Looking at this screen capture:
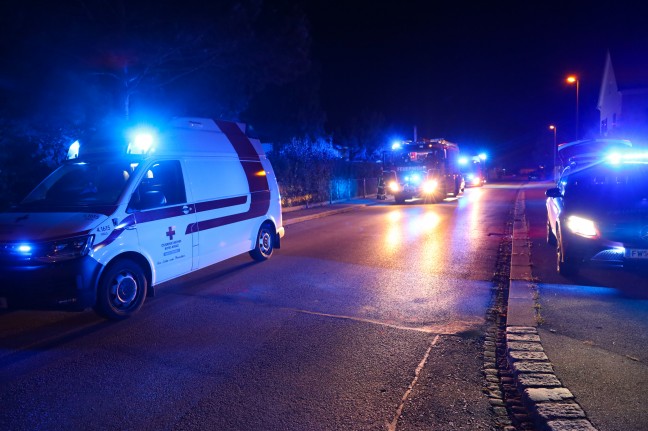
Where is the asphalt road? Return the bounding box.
[522,181,648,431]
[0,186,516,431]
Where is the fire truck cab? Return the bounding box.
[379,139,464,204]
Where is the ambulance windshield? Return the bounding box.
[21,160,137,207]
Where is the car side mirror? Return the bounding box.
[545,188,562,198]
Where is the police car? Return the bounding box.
[546,139,648,275]
[0,118,284,319]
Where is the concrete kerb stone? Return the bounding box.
[507,188,599,431]
[283,206,358,226]
[282,199,374,226]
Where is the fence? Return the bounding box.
[280,177,379,208]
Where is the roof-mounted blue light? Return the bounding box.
[392,141,402,150]
[127,128,157,155]
[67,140,80,159]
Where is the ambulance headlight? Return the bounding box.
[566,216,599,239]
[422,180,438,194]
[388,181,400,192]
[18,244,32,253]
[33,235,95,263]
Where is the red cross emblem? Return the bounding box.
[166,226,176,240]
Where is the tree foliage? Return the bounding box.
[0,0,311,122]
[0,1,390,209]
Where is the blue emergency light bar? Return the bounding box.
[606,151,648,165]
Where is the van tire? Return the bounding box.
[250,223,274,261]
[94,258,148,320]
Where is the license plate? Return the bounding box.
[0,297,7,309]
[626,249,648,259]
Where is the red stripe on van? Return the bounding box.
[185,191,271,234]
[215,119,270,214]
[214,120,260,161]
[194,195,247,212]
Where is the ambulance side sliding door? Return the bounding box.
[183,157,251,269]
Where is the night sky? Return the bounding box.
[2,1,648,169]
[302,0,648,162]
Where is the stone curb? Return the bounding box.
[506,189,598,431]
[282,198,379,226]
[283,205,362,226]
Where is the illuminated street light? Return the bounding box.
[549,125,557,181]
[566,75,580,140]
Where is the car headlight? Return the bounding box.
[566,216,599,238]
[32,235,95,263]
[422,180,438,194]
[388,181,400,192]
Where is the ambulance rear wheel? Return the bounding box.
[250,223,274,261]
[94,259,147,320]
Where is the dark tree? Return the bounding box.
[335,110,388,161]
[0,0,315,207]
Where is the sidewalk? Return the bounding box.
[281,198,378,226]
[505,186,598,431]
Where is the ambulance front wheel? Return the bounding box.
[250,223,274,261]
[94,258,148,320]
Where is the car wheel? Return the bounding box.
[250,223,274,261]
[556,228,579,276]
[546,221,557,245]
[394,195,405,204]
[94,258,147,320]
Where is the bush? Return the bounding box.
[269,136,381,207]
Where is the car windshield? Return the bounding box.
[21,159,138,207]
[565,163,648,202]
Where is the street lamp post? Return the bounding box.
[549,125,557,181]
[566,75,579,140]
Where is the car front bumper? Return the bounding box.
[0,256,102,311]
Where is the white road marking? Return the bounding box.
[386,334,440,431]
[291,309,482,334]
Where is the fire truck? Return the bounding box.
[378,138,465,204]
[460,155,486,187]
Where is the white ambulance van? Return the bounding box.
[0,118,284,319]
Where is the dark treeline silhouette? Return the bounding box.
[0,0,389,209]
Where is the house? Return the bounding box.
[597,50,648,146]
